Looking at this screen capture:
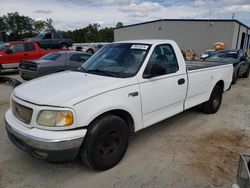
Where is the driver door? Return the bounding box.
[138,44,187,128]
[4,43,25,68]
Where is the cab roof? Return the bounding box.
[5,41,37,45]
[115,39,174,45]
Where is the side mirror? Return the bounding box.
[240,56,246,61]
[6,49,13,54]
[143,63,166,78]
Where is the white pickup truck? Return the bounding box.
[5,40,233,171]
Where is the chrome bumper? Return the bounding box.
[5,121,84,150]
[5,111,86,162]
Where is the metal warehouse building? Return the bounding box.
[114,19,250,54]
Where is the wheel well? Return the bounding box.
[215,80,224,91]
[87,49,94,53]
[90,110,135,134]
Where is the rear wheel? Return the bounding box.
[80,115,129,171]
[201,85,223,114]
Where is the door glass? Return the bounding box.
[70,54,91,62]
[61,32,70,39]
[9,44,25,53]
[24,43,35,51]
[40,53,61,60]
[53,33,61,39]
[144,44,179,76]
[239,51,244,59]
[43,33,52,39]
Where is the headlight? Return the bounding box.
[37,110,74,127]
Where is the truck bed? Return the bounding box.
[186,61,227,71]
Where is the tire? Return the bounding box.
[232,70,239,85]
[242,66,250,78]
[0,65,2,74]
[87,49,94,55]
[201,85,223,114]
[80,115,129,171]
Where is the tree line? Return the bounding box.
[0,12,123,43]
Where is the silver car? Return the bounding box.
[19,51,92,80]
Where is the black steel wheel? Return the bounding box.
[232,70,239,84]
[202,85,223,114]
[80,115,129,171]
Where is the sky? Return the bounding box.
[0,0,250,31]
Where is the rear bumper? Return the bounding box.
[5,110,86,162]
[18,68,38,80]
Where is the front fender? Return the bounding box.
[73,84,143,132]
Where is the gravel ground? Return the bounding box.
[0,72,250,188]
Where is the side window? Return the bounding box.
[239,51,244,59]
[23,43,35,51]
[9,44,25,53]
[241,51,245,58]
[61,32,70,39]
[53,33,61,39]
[78,54,91,62]
[70,54,90,62]
[144,44,179,76]
[43,33,52,39]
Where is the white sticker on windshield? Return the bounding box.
[131,45,148,50]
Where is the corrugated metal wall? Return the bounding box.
[114,20,238,54]
[236,25,249,49]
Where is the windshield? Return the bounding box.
[210,51,238,59]
[40,53,61,61]
[81,43,151,78]
[36,33,43,39]
[0,42,6,51]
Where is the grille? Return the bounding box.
[12,100,33,124]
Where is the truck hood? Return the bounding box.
[14,71,137,106]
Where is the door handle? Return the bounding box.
[24,53,28,56]
[178,78,185,85]
[128,92,139,97]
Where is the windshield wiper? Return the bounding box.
[72,66,87,73]
[86,69,116,77]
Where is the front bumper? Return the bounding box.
[5,110,86,162]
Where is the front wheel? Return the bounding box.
[80,115,129,171]
[201,85,223,114]
[87,49,94,54]
[232,70,239,84]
